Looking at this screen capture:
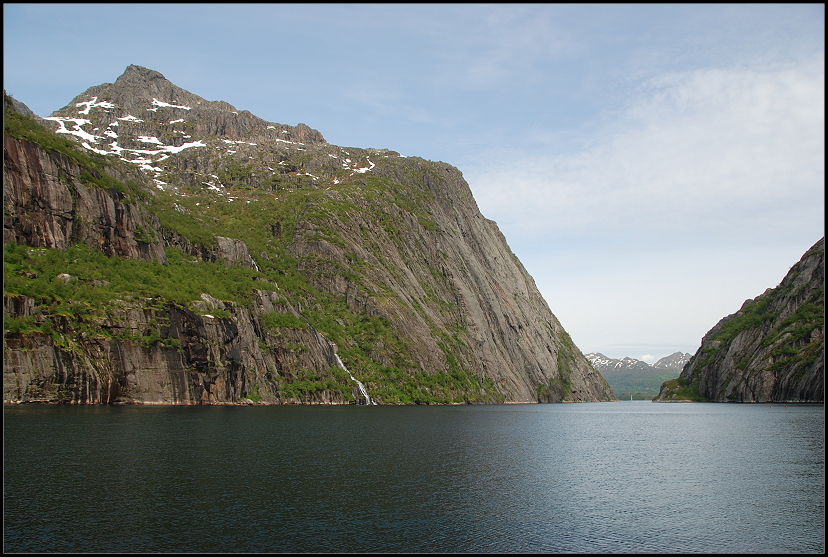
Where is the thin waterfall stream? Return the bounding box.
[334,353,375,405]
[311,326,375,405]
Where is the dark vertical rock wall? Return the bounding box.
[655,238,824,403]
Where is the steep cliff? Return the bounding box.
[4,67,614,405]
[655,238,824,403]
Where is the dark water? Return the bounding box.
[4,401,824,553]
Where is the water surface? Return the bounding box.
[4,401,824,552]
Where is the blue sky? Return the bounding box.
[4,4,824,362]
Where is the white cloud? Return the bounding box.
[465,55,823,358]
[470,56,824,249]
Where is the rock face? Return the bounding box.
[4,289,354,405]
[655,238,824,403]
[3,67,614,405]
[3,133,166,263]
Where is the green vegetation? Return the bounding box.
[261,311,306,331]
[760,288,824,372]
[3,242,268,311]
[654,377,709,402]
[703,274,823,374]
[275,366,355,401]
[712,296,774,344]
[2,241,274,352]
[601,368,680,399]
[556,332,574,400]
[536,331,576,402]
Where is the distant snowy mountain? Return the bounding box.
[585,353,650,373]
[585,352,691,373]
[586,352,692,399]
[652,352,693,371]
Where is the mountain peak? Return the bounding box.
[54,64,211,116]
[118,64,168,83]
[112,65,176,95]
[40,65,326,185]
[585,351,693,399]
[652,351,693,370]
[586,352,692,373]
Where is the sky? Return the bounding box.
[3,4,824,362]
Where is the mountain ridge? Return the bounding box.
[4,66,615,405]
[585,352,692,373]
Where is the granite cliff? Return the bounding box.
[655,238,824,403]
[4,66,614,405]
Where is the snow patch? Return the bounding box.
[274,138,304,145]
[82,143,110,156]
[75,97,117,115]
[159,140,207,154]
[43,117,101,143]
[151,98,192,110]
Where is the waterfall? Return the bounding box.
[311,326,375,405]
[333,353,376,406]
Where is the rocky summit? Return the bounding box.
[655,238,824,403]
[3,65,614,405]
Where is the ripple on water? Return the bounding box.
[3,403,824,553]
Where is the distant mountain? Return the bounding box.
[586,352,691,399]
[652,352,692,370]
[655,239,824,403]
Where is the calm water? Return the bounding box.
[4,401,824,553]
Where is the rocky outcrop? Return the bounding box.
[4,134,264,270]
[3,68,615,405]
[4,290,354,404]
[4,90,38,119]
[655,238,824,403]
[3,134,167,263]
[289,158,613,403]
